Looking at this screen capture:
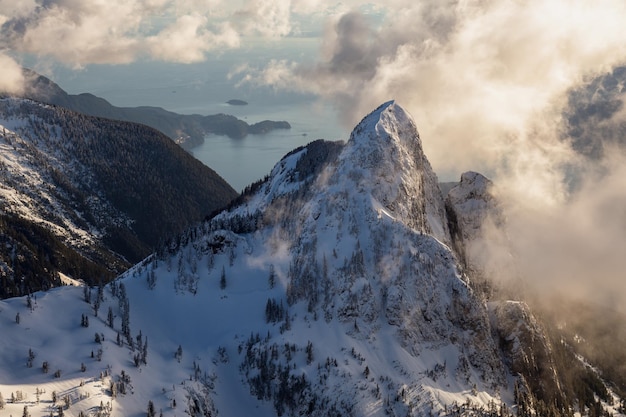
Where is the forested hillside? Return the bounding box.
[0,97,237,297]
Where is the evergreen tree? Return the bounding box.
[142,337,148,364]
[0,391,4,409]
[284,309,291,331]
[306,341,314,365]
[110,380,118,399]
[207,251,214,271]
[175,345,183,363]
[97,279,104,302]
[93,296,100,317]
[118,283,127,306]
[107,307,114,328]
[220,266,226,290]
[136,330,143,352]
[147,400,156,417]
[229,247,235,266]
[147,270,156,289]
[22,404,30,417]
[268,264,276,289]
[27,348,35,367]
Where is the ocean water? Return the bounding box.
[50,43,348,191]
[192,102,348,192]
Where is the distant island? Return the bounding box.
[227,99,248,106]
[21,70,291,149]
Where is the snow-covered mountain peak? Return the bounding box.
[348,100,412,147]
[343,100,420,172]
[1,101,622,417]
[333,100,450,242]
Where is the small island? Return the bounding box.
[226,99,248,106]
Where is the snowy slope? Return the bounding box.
[0,102,105,249]
[0,102,621,417]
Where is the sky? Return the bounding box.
[2,0,626,312]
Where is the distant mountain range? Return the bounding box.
[21,69,291,149]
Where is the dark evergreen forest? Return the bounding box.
[0,98,237,297]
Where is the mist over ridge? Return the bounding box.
[1,1,626,414]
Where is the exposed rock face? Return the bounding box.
[336,101,451,242]
[445,171,503,269]
[490,301,566,409]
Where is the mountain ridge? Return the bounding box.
[0,97,237,296]
[0,101,622,417]
[20,69,291,149]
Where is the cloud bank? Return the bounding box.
[235,0,626,311]
[243,1,626,179]
[0,51,24,94]
[0,0,302,83]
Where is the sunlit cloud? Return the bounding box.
[241,1,626,181]
[0,50,24,94]
[0,0,307,71]
[147,14,240,63]
[232,0,293,37]
[234,0,626,311]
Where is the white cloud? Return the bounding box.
[232,0,293,37]
[0,0,305,69]
[234,0,626,311]
[0,51,24,94]
[241,1,626,185]
[147,14,239,63]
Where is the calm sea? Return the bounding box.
[51,44,348,192]
[192,102,347,192]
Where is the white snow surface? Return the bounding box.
[0,98,129,251]
[0,102,569,417]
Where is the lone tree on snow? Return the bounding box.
[220,266,227,290]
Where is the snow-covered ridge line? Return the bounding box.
[0,101,621,417]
